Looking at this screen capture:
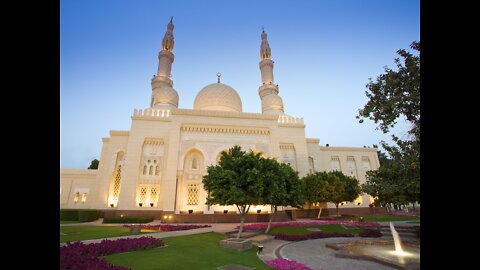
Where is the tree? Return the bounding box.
[328,171,362,216]
[357,41,420,146]
[202,146,264,239]
[303,172,330,219]
[357,41,420,207]
[362,149,419,210]
[88,159,99,169]
[261,160,305,233]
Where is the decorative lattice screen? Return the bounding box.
[110,166,122,205]
[150,187,158,205]
[187,183,199,205]
[139,187,147,204]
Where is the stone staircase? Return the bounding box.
[379,225,419,239]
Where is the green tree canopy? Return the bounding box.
[357,41,420,209]
[202,145,264,238]
[261,159,305,233]
[88,159,99,169]
[304,171,330,218]
[328,171,362,216]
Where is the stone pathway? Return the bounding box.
[279,237,397,270]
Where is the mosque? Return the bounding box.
[60,19,380,221]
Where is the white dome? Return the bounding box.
[153,86,179,108]
[262,93,284,112]
[194,83,242,112]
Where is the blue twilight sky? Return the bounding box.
[60,0,420,169]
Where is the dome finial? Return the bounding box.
[170,16,173,23]
[216,72,221,83]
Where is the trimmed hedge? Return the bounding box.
[60,209,79,221]
[60,209,101,222]
[78,210,101,222]
[103,216,154,224]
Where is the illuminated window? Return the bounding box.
[73,192,80,204]
[150,187,158,206]
[139,187,147,205]
[155,166,160,176]
[191,158,198,170]
[187,183,199,205]
[143,165,147,175]
[81,192,87,203]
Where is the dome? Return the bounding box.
[194,83,242,112]
[152,86,179,108]
[262,93,284,112]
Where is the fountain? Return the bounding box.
[326,222,420,269]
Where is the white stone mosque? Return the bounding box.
[60,19,379,219]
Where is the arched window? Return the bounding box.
[155,166,160,175]
[143,165,147,175]
[191,158,198,170]
[73,192,80,204]
[149,165,153,175]
[81,192,87,203]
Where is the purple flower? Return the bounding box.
[266,258,314,270]
[60,237,165,270]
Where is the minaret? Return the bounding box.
[258,28,284,115]
[151,17,179,109]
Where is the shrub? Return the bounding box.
[266,258,313,270]
[123,224,211,231]
[78,210,101,222]
[103,216,154,224]
[359,229,382,237]
[60,236,164,270]
[60,209,79,221]
[240,220,379,231]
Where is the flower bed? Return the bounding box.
[60,236,164,270]
[266,258,314,270]
[358,229,383,238]
[122,224,211,232]
[238,220,379,231]
[274,232,354,241]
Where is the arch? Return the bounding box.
[183,148,205,172]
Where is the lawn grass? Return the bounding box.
[103,232,270,270]
[267,224,363,235]
[337,214,419,222]
[406,220,420,224]
[60,226,157,243]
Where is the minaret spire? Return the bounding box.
[150,18,179,109]
[260,28,271,60]
[162,17,175,51]
[258,28,284,115]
